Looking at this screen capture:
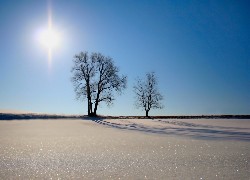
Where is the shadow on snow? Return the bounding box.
[93,119,250,142]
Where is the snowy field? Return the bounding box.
[0,118,249,179]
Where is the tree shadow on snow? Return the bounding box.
[93,119,250,142]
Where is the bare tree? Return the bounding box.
[134,72,163,117]
[71,51,127,116]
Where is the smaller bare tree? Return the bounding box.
[134,72,163,117]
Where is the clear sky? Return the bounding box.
[0,0,249,116]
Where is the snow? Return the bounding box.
[0,118,249,179]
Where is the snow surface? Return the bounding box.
[0,119,249,179]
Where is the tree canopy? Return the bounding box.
[134,72,163,117]
[71,51,127,116]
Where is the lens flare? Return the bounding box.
[39,28,60,49]
[36,1,61,68]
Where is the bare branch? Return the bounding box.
[134,72,164,117]
[71,51,127,116]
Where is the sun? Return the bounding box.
[38,28,60,49]
[36,26,61,67]
[35,3,62,68]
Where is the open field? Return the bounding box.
[0,118,250,179]
[1,111,250,120]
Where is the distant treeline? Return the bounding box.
[105,115,250,119]
[0,113,81,120]
[150,115,250,119]
[0,113,249,120]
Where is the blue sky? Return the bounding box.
[0,0,249,115]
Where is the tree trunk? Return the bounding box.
[87,100,90,116]
[93,87,101,116]
[86,78,94,116]
[93,101,98,116]
[87,99,93,116]
[146,110,149,117]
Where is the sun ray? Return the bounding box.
[36,1,60,69]
[47,1,52,68]
[48,48,52,69]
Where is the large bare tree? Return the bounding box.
[134,72,163,117]
[71,51,127,116]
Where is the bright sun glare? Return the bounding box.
[36,26,60,67]
[36,3,62,67]
[38,28,60,49]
